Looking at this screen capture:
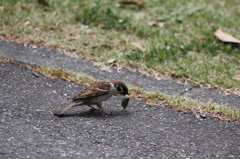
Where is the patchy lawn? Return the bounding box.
[1,0,240,93]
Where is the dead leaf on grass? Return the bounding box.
[119,0,145,7]
[118,19,125,23]
[148,21,165,27]
[38,0,49,6]
[24,20,30,27]
[0,6,4,12]
[233,73,240,81]
[107,59,117,65]
[107,59,120,72]
[130,42,146,52]
[214,29,240,44]
[101,43,113,49]
[93,62,112,72]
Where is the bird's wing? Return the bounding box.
[73,82,111,100]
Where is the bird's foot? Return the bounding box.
[88,105,100,111]
[101,109,111,115]
[103,111,111,115]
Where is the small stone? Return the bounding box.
[136,142,140,146]
[178,152,186,157]
[150,142,157,146]
[196,114,206,119]
[228,155,236,158]
[32,72,39,77]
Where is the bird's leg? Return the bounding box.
[96,103,111,115]
[88,105,99,111]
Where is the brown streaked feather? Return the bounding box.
[53,101,78,115]
[73,82,110,100]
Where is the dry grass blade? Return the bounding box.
[130,42,146,52]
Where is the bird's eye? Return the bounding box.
[117,86,123,92]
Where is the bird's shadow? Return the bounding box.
[54,109,131,118]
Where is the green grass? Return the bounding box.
[1,56,239,122]
[141,91,240,122]
[1,0,240,94]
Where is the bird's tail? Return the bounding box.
[53,102,79,115]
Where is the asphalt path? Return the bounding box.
[1,59,240,158]
[0,40,239,109]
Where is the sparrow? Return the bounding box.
[53,80,128,115]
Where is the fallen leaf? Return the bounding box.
[158,22,165,27]
[38,0,49,6]
[0,6,4,12]
[214,29,240,44]
[130,42,146,52]
[93,62,112,72]
[107,59,117,65]
[233,73,240,81]
[119,0,145,7]
[148,21,164,27]
[148,21,156,26]
[101,43,113,49]
[118,19,124,23]
[24,20,30,27]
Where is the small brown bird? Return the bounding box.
[53,80,128,115]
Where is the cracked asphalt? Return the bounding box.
[0,41,240,158]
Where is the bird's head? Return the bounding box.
[111,80,129,95]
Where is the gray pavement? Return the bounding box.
[1,61,240,158]
[0,40,240,158]
[0,40,239,109]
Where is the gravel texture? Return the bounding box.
[0,62,240,158]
